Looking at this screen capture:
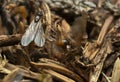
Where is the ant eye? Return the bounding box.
[38,12,43,16]
[37,11,43,16]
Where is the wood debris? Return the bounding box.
[0,0,120,82]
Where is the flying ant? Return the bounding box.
[21,11,45,47]
[21,1,52,47]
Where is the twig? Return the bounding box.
[0,34,22,47]
[30,62,84,82]
[102,72,111,82]
[44,69,75,82]
[97,15,114,46]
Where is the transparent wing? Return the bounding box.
[21,20,39,46]
[34,22,45,47]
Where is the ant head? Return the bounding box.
[34,11,43,22]
[37,11,43,16]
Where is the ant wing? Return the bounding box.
[21,20,39,46]
[34,21,45,47]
